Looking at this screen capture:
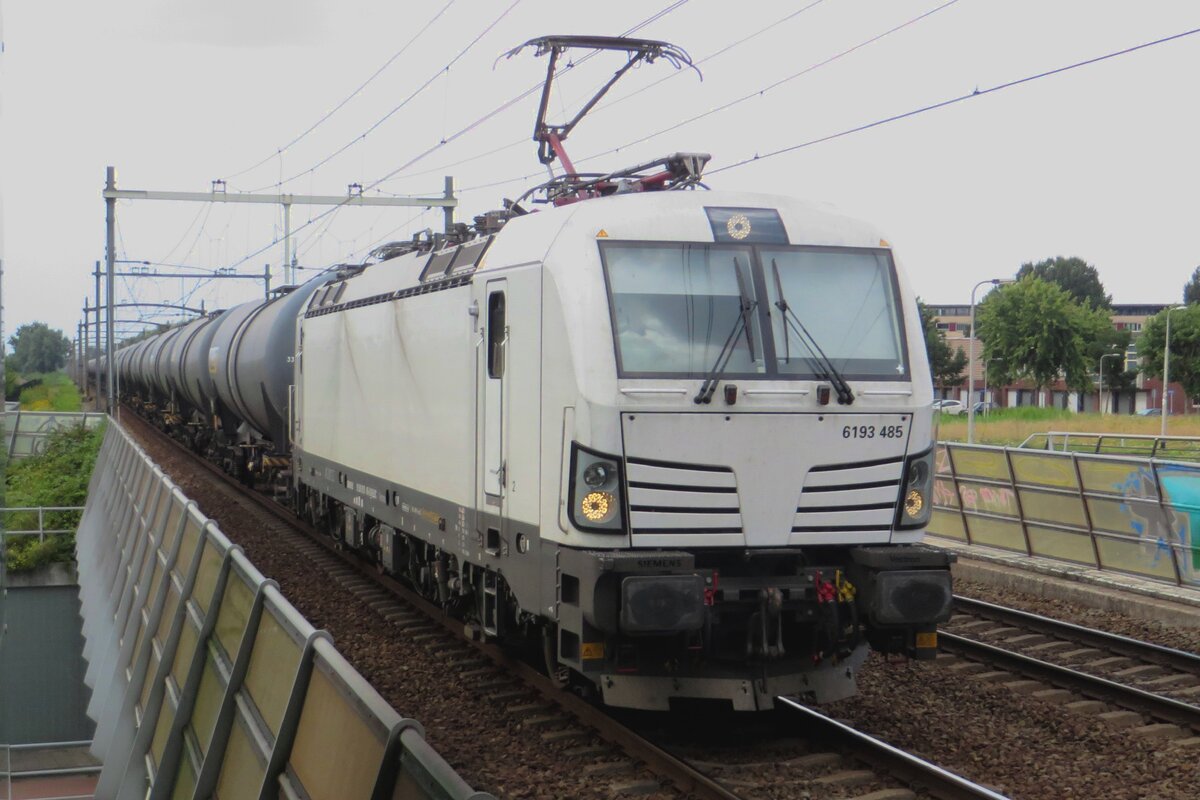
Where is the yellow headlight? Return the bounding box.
[904,489,924,518]
[580,491,616,522]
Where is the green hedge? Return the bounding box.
[4,423,106,572]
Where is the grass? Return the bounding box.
[17,371,83,411]
[937,407,1200,446]
[4,423,105,572]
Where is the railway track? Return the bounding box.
[657,700,1009,800]
[941,595,1200,745]
[120,409,1005,799]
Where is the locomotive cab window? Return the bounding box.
[601,243,763,377]
[487,291,506,378]
[763,248,907,378]
[599,242,908,380]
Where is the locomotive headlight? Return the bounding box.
[569,443,626,533]
[583,461,615,488]
[896,448,935,529]
[904,489,924,518]
[580,491,616,522]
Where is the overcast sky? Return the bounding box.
[2,0,1198,345]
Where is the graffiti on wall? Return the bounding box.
[957,484,1018,517]
[1156,464,1200,576]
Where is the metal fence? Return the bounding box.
[77,421,493,799]
[929,442,1200,588]
[4,411,106,460]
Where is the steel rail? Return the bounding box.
[776,698,1010,800]
[953,595,1200,674]
[118,408,741,800]
[939,632,1200,733]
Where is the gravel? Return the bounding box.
[955,577,1200,655]
[823,574,1200,799]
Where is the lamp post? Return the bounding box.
[967,278,1013,444]
[983,357,1004,414]
[1162,306,1186,436]
[1099,351,1121,415]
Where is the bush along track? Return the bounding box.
[4,423,105,572]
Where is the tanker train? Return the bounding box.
[100,36,954,711]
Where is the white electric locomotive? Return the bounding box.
[286,186,952,711]
[110,36,954,711]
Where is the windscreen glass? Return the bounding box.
[602,243,907,379]
[764,249,905,378]
[604,244,763,377]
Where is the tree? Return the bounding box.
[916,300,967,386]
[8,322,71,374]
[1137,306,1200,401]
[1184,267,1200,305]
[1016,256,1111,309]
[976,278,1110,394]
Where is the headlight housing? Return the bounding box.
[569,443,626,533]
[895,447,935,529]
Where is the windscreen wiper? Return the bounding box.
[694,258,757,404]
[771,259,854,405]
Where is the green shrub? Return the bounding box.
[4,422,105,572]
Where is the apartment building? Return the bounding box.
[926,303,1186,414]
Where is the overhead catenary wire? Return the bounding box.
[454,0,964,195]
[155,203,211,267]
[244,0,523,194]
[710,24,1200,175]
[212,1,696,278]
[581,0,970,174]
[369,0,693,190]
[390,0,820,184]
[592,0,831,117]
[224,0,458,183]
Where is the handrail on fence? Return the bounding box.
[0,506,86,541]
[1018,430,1200,461]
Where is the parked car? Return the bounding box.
[1136,408,1162,416]
[934,399,965,415]
[972,401,1000,415]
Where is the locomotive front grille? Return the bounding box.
[793,456,904,533]
[625,456,742,534]
[621,412,911,547]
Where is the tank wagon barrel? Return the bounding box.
[208,277,330,450]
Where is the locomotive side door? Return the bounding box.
[481,279,507,503]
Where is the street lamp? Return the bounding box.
[1099,350,1121,415]
[1162,306,1187,436]
[983,357,1005,414]
[967,278,1014,444]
